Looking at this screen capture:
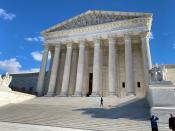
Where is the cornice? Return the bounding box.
[43,17,152,40]
[44,26,149,45]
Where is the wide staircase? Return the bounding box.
[0,96,169,131]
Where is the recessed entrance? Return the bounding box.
[87,73,93,97]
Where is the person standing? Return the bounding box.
[169,114,175,131]
[150,115,159,131]
[100,97,103,107]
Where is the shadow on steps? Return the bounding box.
[73,98,150,121]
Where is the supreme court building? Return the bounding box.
[36,10,153,97]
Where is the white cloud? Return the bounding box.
[0,58,21,73]
[31,51,42,61]
[25,36,44,42]
[150,32,154,39]
[0,58,39,74]
[31,51,51,61]
[0,8,16,20]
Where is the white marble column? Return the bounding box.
[60,43,72,96]
[68,49,78,96]
[124,35,135,96]
[145,34,152,70]
[108,36,117,96]
[82,48,89,96]
[56,50,66,95]
[141,34,151,85]
[44,49,54,94]
[91,38,101,96]
[74,40,85,96]
[46,45,61,96]
[36,45,49,96]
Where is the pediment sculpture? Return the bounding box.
[43,10,152,33]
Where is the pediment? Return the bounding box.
[43,10,152,33]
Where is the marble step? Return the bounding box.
[0,97,170,131]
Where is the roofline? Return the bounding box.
[41,10,153,35]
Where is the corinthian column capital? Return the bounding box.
[55,44,61,48]
[78,39,86,47]
[140,32,150,39]
[44,44,49,51]
[124,34,131,41]
[93,37,101,46]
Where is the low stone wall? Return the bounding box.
[165,64,175,85]
[9,73,39,94]
[9,72,50,95]
[147,85,175,123]
[147,86,175,107]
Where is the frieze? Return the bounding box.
[44,26,149,45]
[43,17,151,41]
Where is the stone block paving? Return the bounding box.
[0,97,169,131]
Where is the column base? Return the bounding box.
[82,93,87,97]
[36,92,43,97]
[73,91,82,97]
[90,92,100,97]
[127,93,135,96]
[108,92,116,96]
[58,91,68,97]
[45,92,55,97]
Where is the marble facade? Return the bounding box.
[36,10,153,97]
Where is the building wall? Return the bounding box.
[51,39,146,97]
[9,73,39,94]
[165,65,175,85]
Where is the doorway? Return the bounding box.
[87,73,93,96]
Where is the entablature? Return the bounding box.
[43,17,151,42]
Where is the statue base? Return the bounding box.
[150,80,172,86]
[147,84,175,123]
[0,86,11,92]
[147,85,175,107]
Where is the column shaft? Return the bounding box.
[145,37,152,69]
[125,35,135,96]
[46,45,61,96]
[108,37,117,96]
[56,51,66,95]
[36,46,49,96]
[141,35,150,85]
[91,39,101,96]
[60,44,72,96]
[68,50,78,96]
[44,50,54,94]
[74,41,85,96]
[82,48,89,96]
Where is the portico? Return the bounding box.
[36,10,153,97]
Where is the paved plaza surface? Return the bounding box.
[0,97,169,131]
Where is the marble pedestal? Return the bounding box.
[147,84,175,123]
[0,86,11,92]
[90,92,100,97]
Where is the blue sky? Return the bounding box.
[0,0,175,74]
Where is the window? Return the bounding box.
[137,82,141,88]
[122,82,125,88]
